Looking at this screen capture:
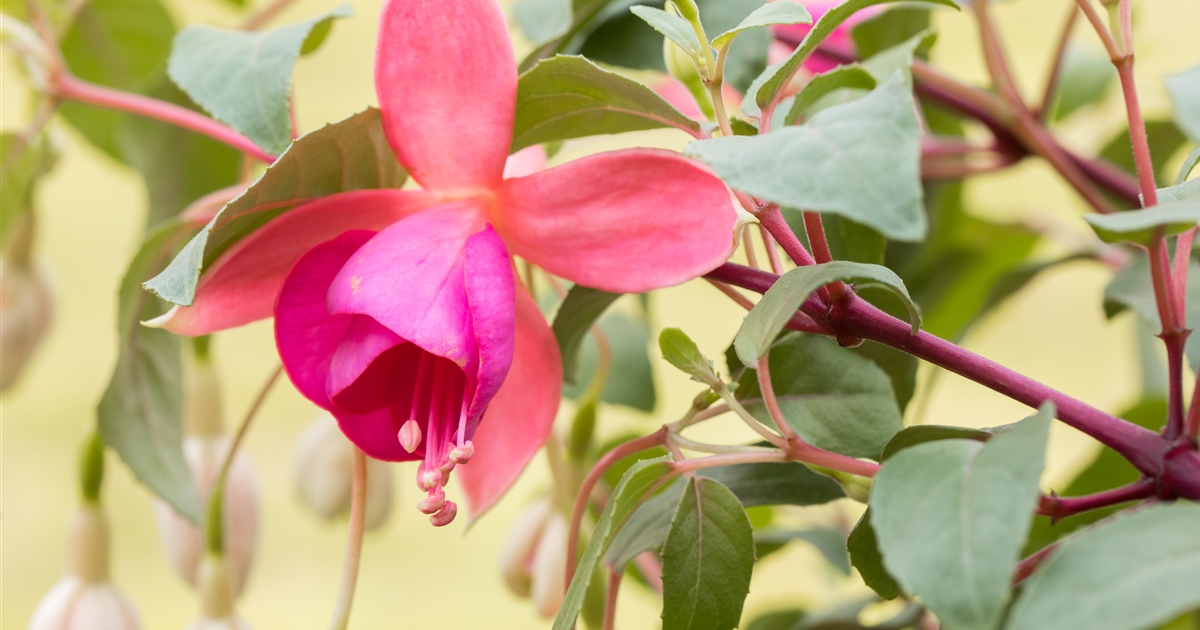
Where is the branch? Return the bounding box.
[1037,477,1155,522]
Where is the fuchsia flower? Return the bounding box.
[772,0,882,73]
[155,0,737,523]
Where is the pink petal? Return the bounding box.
[461,226,516,430]
[162,189,437,336]
[326,316,404,408]
[458,286,561,519]
[275,230,377,408]
[375,0,516,192]
[494,149,738,293]
[503,145,548,179]
[326,201,486,368]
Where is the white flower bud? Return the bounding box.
[185,556,253,630]
[0,254,53,390]
[499,498,552,599]
[154,436,260,597]
[292,414,394,530]
[30,505,142,630]
[531,512,569,618]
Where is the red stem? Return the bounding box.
[1013,544,1057,585]
[1164,330,1188,439]
[602,569,622,630]
[55,75,276,163]
[1037,477,1155,522]
[757,353,802,443]
[758,207,816,266]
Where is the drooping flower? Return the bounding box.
[152,0,737,524]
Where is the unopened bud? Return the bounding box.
[500,499,552,598]
[398,419,422,453]
[292,415,394,530]
[184,352,224,437]
[0,219,53,389]
[155,436,260,597]
[531,513,569,618]
[671,0,700,22]
[186,556,254,630]
[811,465,874,504]
[449,440,474,465]
[430,500,458,527]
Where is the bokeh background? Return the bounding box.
[3,0,1199,627]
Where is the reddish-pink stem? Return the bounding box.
[602,569,622,630]
[55,75,276,163]
[759,225,784,275]
[758,206,816,266]
[1013,544,1057,585]
[1037,477,1155,522]
[633,552,663,593]
[757,354,802,443]
[669,450,789,475]
[1187,377,1200,439]
[1173,228,1195,319]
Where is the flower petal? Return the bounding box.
[458,286,561,520]
[375,0,515,192]
[275,230,377,408]
[162,189,437,336]
[461,226,516,429]
[326,202,486,368]
[494,149,738,293]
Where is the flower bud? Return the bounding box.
[0,214,53,390]
[30,505,142,630]
[530,512,569,618]
[154,436,260,597]
[500,498,552,598]
[185,556,254,630]
[292,414,394,530]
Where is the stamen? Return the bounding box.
[417,488,447,514]
[449,440,475,465]
[418,464,442,491]
[408,352,430,423]
[430,500,458,527]
[398,419,422,453]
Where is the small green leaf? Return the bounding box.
[512,55,702,152]
[870,403,1054,630]
[144,108,407,305]
[1176,146,1200,186]
[851,6,933,59]
[847,509,902,600]
[750,0,957,114]
[1007,502,1200,630]
[736,333,904,459]
[513,0,573,44]
[659,327,717,383]
[167,5,352,155]
[734,260,919,367]
[99,221,202,523]
[1084,200,1200,244]
[1157,177,1200,204]
[661,477,756,630]
[551,285,623,386]
[690,75,926,241]
[1166,64,1200,143]
[630,5,706,64]
[554,457,673,630]
[712,2,811,50]
[1049,43,1115,121]
[785,66,877,125]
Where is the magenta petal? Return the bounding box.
[461,226,516,431]
[458,287,561,520]
[275,230,377,408]
[326,316,404,403]
[494,149,738,293]
[326,202,485,368]
[333,406,412,462]
[163,189,437,336]
[375,0,516,192]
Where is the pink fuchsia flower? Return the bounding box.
[153,0,737,524]
[772,0,883,74]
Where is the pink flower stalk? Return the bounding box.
[772,1,882,73]
[153,0,737,524]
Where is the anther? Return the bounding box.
[449,440,475,465]
[418,465,442,491]
[417,489,447,514]
[430,500,458,527]
[398,419,422,453]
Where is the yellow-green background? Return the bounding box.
[3,0,1199,627]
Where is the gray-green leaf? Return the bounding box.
[870,402,1054,630]
[630,5,706,64]
[660,327,718,384]
[712,2,811,50]
[1166,64,1200,143]
[661,477,756,630]
[167,5,351,155]
[551,285,622,386]
[512,55,702,152]
[690,75,926,241]
[1084,199,1200,244]
[1006,502,1200,630]
[785,66,877,125]
[144,108,406,305]
[734,260,919,367]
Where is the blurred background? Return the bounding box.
[2,0,1199,627]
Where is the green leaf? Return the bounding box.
[785,66,877,125]
[661,477,756,630]
[143,108,407,305]
[1166,64,1200,143]
[859,30,936,85]
[851,6,933,59]
[554,457,673,630]
[630,5,706,63]
[512,55,702,152]
[99,221,202,523]
[1049,43,1115,121]
[0,133,57,237]
[1158,177,1200,204]
[749,0,957,115]
[746,609,807,630]
[607,477,688,570]
[870,403,1054,630]
[735,333,904,459]
[847,509,902,600]
[1084,200,1200,244]
[734,260,919,367]
[1007,502,1200,630]
[167,5,351,155]
[551,285,623,385]
[513,0,573,44]
[690,75,926,242]
[712,2,811,49]
[563,313,657,412]
[755,528,850,574]
[59,0,177,161]
[880,424,991,460]
[659,327,717,383]
[1176,146,1200,186]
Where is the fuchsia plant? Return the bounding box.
[6,0,1200,628]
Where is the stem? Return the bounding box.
[328,448,368,630]
[712,381,788,448]
[708,46,734,138]
[241,0,302,29]
[801,210,846,301]
[1038,5,1080,120]
[757,353,801,443]
[1037,477,1155,522]
[705,278,830,335]
[1165,330,1188,439]
[759,225,784,275]
[758,206,816,266]
[79,431,105,505]
[669,450,789,475]
[1114,63,1158,207]
[602,569,622,630]
[742,230,760,269]
[1013,544,1057,585]
[54,75,276,163]
[1074,0,1122,60]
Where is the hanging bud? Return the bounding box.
[184,555,254,630]
[663,36,713,120]
[184,342,224,437]
[500,498,552,598]
[154,436,260,597]
[530,512,569,618]
[1,213,53,390]
[292,414,394,530]
[29,505,142,630]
